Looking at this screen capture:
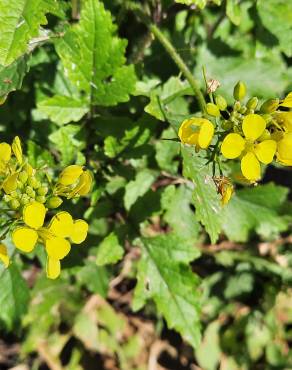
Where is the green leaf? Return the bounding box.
[0,264,30,330]
[221,183,289,242]
[175,0,206,9]
[226,0,241,26]
[0,0,48,66]
[124,170,157,211]
[195,47,290,101]
[257,0,292,57]
[196,321,221,370]
[38,95,89,125]
[76,261,109,297]
[49,124,85,165]
[96,232,124,266]
[145,77,190,121]
[133,233,201,349]
[0,55,30,99]
[182,146,221,244]
[162,185,201,241]
[55,0,136,107]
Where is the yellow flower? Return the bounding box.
[280,92,292,108]
[274,112,292,133]
[57,166,93,198]
[58,165,84,186]
[0,243,9,268]
[12,136,23,165]
[2,173,18,194]
[11,201,89,279]
[12,202,47,252]
[178,117,214,150]
[221,114,277,182]
[276,133,292,166]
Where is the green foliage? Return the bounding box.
[133,233,201,349]
[222,183,289,241]
[182,146,221,244]
[0,0,291,368]
[0,264,30,330]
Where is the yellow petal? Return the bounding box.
[45,237,71,260]
[221,185,233,206]
[12,136,23,165]
[277,133,292,166]
[280,92,292,108]
[274,112,292,132]
[242,114,266,141]
[2,173,18,194]
[23,202,46,229]
[0,142,11,162]
[221,133,245,159]
[58,165,83,186]
[198,120,214,149]
[254,140,277,164]
[69,170,93,198]
[49,211,74,238]
[12,227,38,252]
[241,152,261,181]
[178,117,212,147]
[70,220,89,244]
[46,257,61,279]
[0,243,9,268]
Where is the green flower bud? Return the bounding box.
[36,195,46,203]
[10,190,18,198]
[3,195,11,202]
[262,114,273,124]
[239,106,247,114]
[260,98,279,113]
[20,194,30,205]
[233,81,246,101]
[46,196,63,209]
[17,181,24,190]
[37,186,48,196]
[26,186,35,198]
[28,177,40,189]
[215,95,227,110]
[206,103,220,117]
[222,120,233,130]
[246,97,258,110]
[18,171,28,184]
[9,199,20,210]
[233,101,241,111]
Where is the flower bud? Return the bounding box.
[37,186,48,196]
[233,101,241,111]
[18,171,28,184]
[9,199,20,210]
[36,195,46,203]
[20,194,30,205]
[246,97,258,110]
[233,81,246,101]
[46,196,63,209]
[26,186,35,198]
[239,106,247,114]
[260,99,279,113]
[215,95,227,110]
[28,177,40,189]
[12,136,22,165]
[222,120,233,130]
[206,103,220,117]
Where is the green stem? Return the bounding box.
[126,2,207,113]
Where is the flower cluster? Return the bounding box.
[178,82,292,204]
[0,137,92,278]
